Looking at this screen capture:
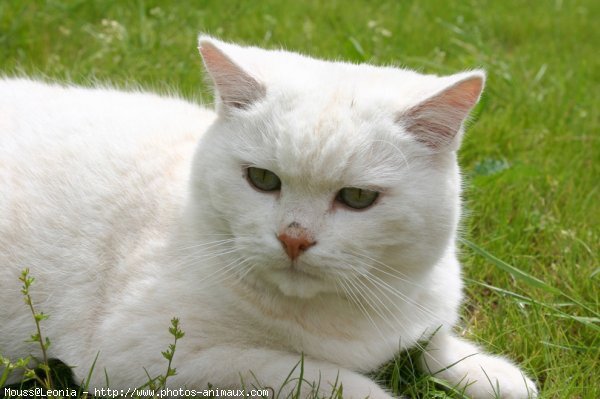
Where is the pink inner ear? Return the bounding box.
[199,41,265,110]
[199,42,238,79]
[403,75,484,150]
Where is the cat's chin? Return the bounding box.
[249,265,333,299]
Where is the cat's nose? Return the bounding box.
[278,224,316,260]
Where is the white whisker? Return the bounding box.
[339,275,387,341]
[349,249,425,289]
[346,254,436,322]
[194,256,247,287]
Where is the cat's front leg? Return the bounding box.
[170,346,396,399]
[418,330,537,398]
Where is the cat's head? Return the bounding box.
[189,36,484,299]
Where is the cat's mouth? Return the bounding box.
[279,262,320,280]
[263,261,331,298]
[239,249,334,298]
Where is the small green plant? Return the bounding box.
[160,317,185,388]
[145,317,185,396]
[0,269,74,397]
[0,355,31,388]
[19,268,54,391]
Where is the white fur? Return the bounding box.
[0,38,536,398]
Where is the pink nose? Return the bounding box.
[278,224,316,260]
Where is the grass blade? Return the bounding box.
[466,278,600,332]
[460,238,561,295]
[461,238,599,318]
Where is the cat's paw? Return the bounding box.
[458,354,538,399]
[300,369,398,399]
[421,332,537,399]
[334,379,397,399]
[267,365,398,399]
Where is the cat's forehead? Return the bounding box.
[236,92,405,189]
[259,54,443,109]
[216,39,443,107]
[203,39,484,188]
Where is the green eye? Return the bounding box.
[336,187,379,210]
[247,167,281,192]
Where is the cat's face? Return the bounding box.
[190,37,483,298]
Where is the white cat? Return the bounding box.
[0,36,537,398]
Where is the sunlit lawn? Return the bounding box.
[1,1,598,397]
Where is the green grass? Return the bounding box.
[1,0,598,398]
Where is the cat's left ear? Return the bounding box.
[198,35,266,112]
[400,71,485,151]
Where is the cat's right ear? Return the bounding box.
[198,36,266,113]
[399,71,485,152]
